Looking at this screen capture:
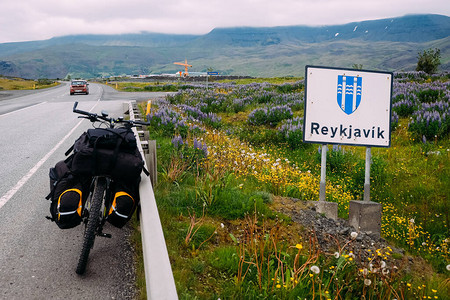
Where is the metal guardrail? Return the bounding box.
[127,101,178,300]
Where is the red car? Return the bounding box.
[70,80,89,95]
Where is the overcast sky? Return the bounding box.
[1,0,448,43]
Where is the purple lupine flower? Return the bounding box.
[172,135,183,148]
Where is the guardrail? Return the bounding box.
[127,101,178,300]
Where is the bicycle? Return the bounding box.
[71,101,149,275]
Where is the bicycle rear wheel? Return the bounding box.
[76,177,106,275]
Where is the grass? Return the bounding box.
[216,77,303,85]
[105,81,185,92]
[130,75,449,299]
[0,76,58,90]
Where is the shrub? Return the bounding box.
[392,97,417,117]
[248,105,293,127]
[416,48,441,74]
[178,104,222,129]
[391,111,399,131]
[277,117,304,149]
[408,107,450,141]
[416,88,445,103]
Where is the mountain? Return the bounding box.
[0,14,449,79]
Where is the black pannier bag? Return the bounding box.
[106,181,139,228]
[70,128,144,180]
[46,160,91,229]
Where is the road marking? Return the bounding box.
[0,100,100,210]
[0,101,47,117]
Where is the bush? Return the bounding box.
[408,107,450,141]
[248,105,293,127]
[393,98,417,117]
[37,78,53,85]
[416,48,441,74]
[277,117,304,149]
[416,88,446,103]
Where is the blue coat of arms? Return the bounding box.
[337,75,362,115]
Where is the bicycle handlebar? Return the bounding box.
[73,101,150,127]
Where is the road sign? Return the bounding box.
[207,72,219,75]
[303,65,393,147]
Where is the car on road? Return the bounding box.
[70,80,89,95]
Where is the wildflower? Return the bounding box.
[364,279,372,286]
[432,289,437,293]
[276,284,281,289]
[310,265,320,274]
[333,252,340,258]
[351,232,358,239]
[446,264,450,271]
[380,261,386,269]
[295,244,303,250]
[220,223,224,229]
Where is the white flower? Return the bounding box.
[380,261,386,269]
[310,265,320,274]
[409,218,415,224]
[362,268,369,276]
[364,279,372,286]
[446,264,450,271]
[220,223,225,229]
[351,232,358,239]
[333,252,340,258]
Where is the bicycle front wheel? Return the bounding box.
[76,177,106,275]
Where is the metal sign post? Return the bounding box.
[319,144,328,202]
[364,147,371,201]
[303,65,393,235]
[207,71,219,90]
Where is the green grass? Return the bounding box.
[131,76,449,299]
[216,77,303,85]
[0,76,58,90]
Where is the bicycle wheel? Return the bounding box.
[76,177,106,275]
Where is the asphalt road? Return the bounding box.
[0,83,170,299]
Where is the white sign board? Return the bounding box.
[303,66,393,147]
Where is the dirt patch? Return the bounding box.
[270,196,415,270]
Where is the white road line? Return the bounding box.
[0,101,100,210]
[0,101,47,117]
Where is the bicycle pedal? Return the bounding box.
[98,232,112,238]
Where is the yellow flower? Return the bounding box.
[295,244,303,250]
[432,289,437,293]
[276,284,281,289]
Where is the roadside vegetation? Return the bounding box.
[134,72,449,299]
[0,76,58,90]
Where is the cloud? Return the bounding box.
[0,0,448,43]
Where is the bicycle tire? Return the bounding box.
[76,178,106,275]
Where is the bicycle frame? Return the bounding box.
[72,101,149,275]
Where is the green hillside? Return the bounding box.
[0,14,449,79]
